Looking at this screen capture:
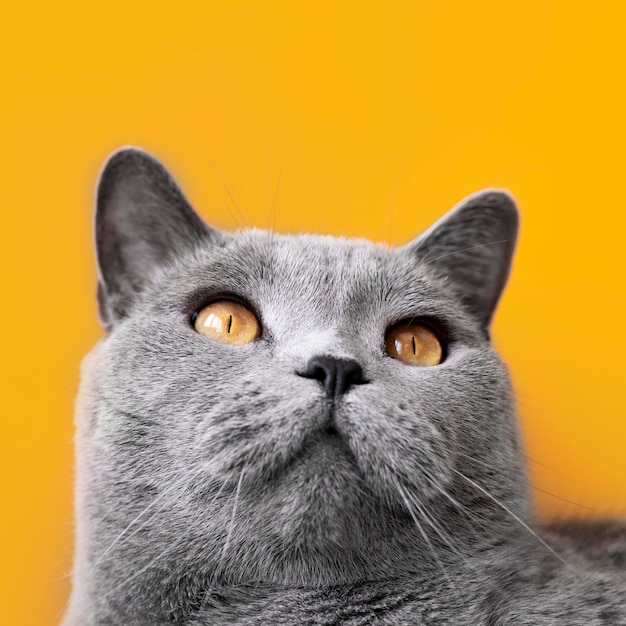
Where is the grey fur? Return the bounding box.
[63,149,626,625]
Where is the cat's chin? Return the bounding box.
[218,437,432,584]
[271,431,363,510]
[214,502,433,588]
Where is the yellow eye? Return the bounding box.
[385,323,443,366]
[193,300,261,345]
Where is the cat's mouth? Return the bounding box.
[291,433,359,480]
[295,412,359,468]
[321,423,340,436]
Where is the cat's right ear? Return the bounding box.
[95,148,219,330]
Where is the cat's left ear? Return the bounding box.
[404,190,519,327]
[95,147,219,330]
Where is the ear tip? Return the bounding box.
[99,146,161,177]
[457,187,520,230]
[461,187,518,209]
[96,147,171,210]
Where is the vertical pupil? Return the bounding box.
[227,314,233,333]
[411,335,416,355]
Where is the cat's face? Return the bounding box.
[75,149,527,605]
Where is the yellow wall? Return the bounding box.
[2,2,625,624]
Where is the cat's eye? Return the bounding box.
[385,323,443,366]
[193,300,261,345]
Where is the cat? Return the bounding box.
[62,148,626,625]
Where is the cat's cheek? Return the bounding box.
[335,347,510,505]
[91,318,235,413]
[337,393,455,508]
[189,385,330,485]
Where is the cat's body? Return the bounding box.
[63,149,625,625]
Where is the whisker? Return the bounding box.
[147,103,248,228]
[56,463,215,620]
[37,369,79,394]
[148,104,248,229]
[391,165,412,246]
[419,470,492,531]
[57,517,196,622]
[452,469,568,565]
[265,141,274,232]
[212,167,249,229]
[90,480,184,571]
[404,488,470,565]
[211,466,246,585]
[383,171,399,246]
[394,480,456,590]
[271,168,284,234]
[91,463,231,574]
[456,450,498,470]
[455,452,590,511]
[58,464,233,622]
[90,471,234,615]
[529,484,593,510]
[104,526,196,602]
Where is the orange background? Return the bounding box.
[2,2,625,624]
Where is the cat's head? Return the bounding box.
[76,148,527,605]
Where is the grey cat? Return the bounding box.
[62,148,626,625]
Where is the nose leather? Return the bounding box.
[297,355,368,399]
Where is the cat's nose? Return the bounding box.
[297,356,368,399]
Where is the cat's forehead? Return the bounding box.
[259,230,391,277]
[229,229,393,267]
[179,228,429,297]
